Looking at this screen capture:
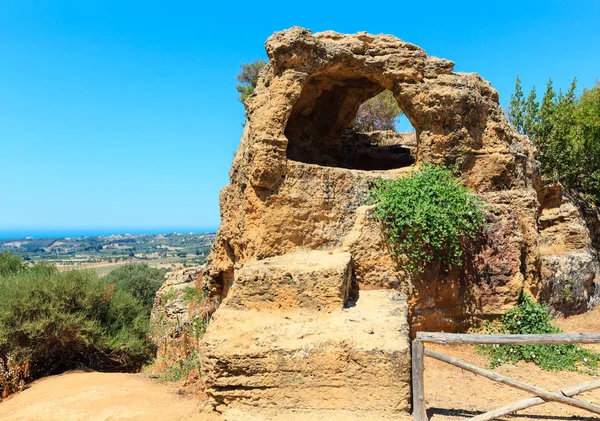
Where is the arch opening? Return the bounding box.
[285,75,417,171]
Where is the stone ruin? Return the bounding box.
[195,27,600,418]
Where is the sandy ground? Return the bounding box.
[425,306,600,420]
[2,307,600,420]
[0,371,217,421]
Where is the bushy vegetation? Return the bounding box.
[354,90,403,132]
[508,77,600,204]
[479,295,600,372]
[370,164,486,274]
[104,263,166,313]
[0,253,156,398]
[0,252,24,277]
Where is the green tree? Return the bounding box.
[509,76,600,204]
[236,59,267,103]
[573,81,600,199]
[353,90,403,132]
[104,263,166,313]
[523,85,539,139]
[536,79,557,172]
[508,76,525,133]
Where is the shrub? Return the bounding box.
[0,265,154,397]
[0,252,24,277]
[104,263,166,313]
[370,164,486,273]
[478,294,600,372]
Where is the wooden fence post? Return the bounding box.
[412,339,427,421]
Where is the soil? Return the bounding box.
[426,306,600,420]
[1,307,600,421]
[0,371,217,421]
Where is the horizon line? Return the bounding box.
[0,227,219,240]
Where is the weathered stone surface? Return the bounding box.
[151,266,203,329]
[225,250,352,312]
[538,184,600,315]
[201,290,410,415]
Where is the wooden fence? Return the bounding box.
[412,332,600,421]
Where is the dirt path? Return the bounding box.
[0,371,218,421]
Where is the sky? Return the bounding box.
[1,0,599,238]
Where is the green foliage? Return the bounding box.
[160,289,178,305]
[182,286,205,305]
[104,263,166,313]
[479,295,600,372]
[369,164,486,274]
[236,59,267,103]
[507,76,525,132]
[0,252,24,277]
[509,77,600,204]
[0,264,154,396]
[354,90,403,132]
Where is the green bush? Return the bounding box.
[370,164,486,273]
[479,295,600,372]
[104,263,166,313]
[0,252,24,277]
[0,264,154,397]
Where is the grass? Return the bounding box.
[478,294,600,373]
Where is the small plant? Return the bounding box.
[478,294,600,372]
[160,289,178,305]
[182,286,205,306]
[369,164,486,273]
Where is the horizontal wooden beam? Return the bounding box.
[470,380,600,421]
[417,332,600,344]
[424,348,600,415]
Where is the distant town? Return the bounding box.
[0,232,215,275]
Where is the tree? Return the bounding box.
[572,80,600,199]
[103,263,166,313]
[236,59,267,103]
[523,86,539,139]
[508,76,525,133]
[353,90,403,132]
[508,76,600,204]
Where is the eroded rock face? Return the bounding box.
[538,185,600,315]
[204,26,542,314]
[151,266,206,344]
[200,27,600,415]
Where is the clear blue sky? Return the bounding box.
[1,1,599,238]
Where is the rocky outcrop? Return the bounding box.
[538,184,600,315]
[151,266,203,337]
[199,27,600,416]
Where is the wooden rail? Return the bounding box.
[412,332,600,421]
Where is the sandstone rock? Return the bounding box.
[224,250,352,312]
[538,184,600,315]
[202,290,410,416]
[151,266,202,335]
